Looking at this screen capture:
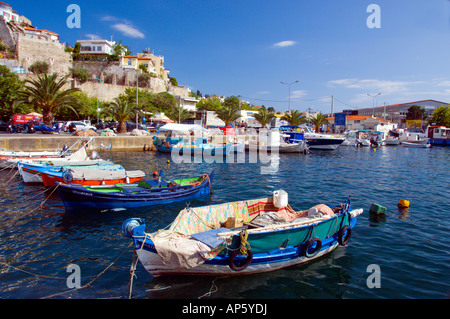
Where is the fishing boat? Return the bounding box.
[41,167,145,187]
[0,138,91,168]
[341,130,371,147]
[425,125,449,146]
[18,161,120,184]
[0,150,67,168]
[153,124,232,157]
[369,131,386,147]
[122,191,363,276]
[401,141,431,148]
[56,172,214,210]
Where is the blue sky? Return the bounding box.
[9,0,450,113]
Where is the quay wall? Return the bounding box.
[0,134,257,152]
[0,135,158,152]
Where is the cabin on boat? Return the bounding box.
[426,126,450,146]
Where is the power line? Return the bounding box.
[239,95,332,104]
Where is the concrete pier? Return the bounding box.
[0,134,157,152]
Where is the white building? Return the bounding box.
[0,1,19,23]
[77,39,116,55]
[179,96,199,112]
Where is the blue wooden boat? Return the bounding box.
[122,191,363,276]
[56,172,214,210]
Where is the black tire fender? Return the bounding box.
[228,248,253,271]
[338,225,352,246]
[304,237,322,258]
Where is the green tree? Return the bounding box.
[107,96,134,133]
[282,110,305,125]
[70,66,90,83]
[406,105,427,120]
[308,112,328,133]
[108,40,131,61]
[18,73,80,125]
[0,65,23,118]
[29,61,49,75]
[169,77,178,86]
[195,96,222,112]
[73,42,81,54]
[254,107,275,128]
[428,105,450,127]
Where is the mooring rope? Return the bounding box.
[128,235,146,299]
[40,242,134,299]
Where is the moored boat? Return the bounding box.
[282,125,345,150]
[122,191,363,277]
[401,141,431,148]
[425,125,450,146]
[153,124,232,157]
[41,167,144,187]
[56,172,214,210]
[245,130,308,153]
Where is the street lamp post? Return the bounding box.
[367,93,381,117]
[94,77,104,124]
[281,80,300,112]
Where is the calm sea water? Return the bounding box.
[0,145,449,300]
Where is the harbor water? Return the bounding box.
[0,145,449,299]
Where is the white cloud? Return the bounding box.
[327,78,415,94]
[290,89,308,99]
[273,40,297,48]
[100,15,118,22]
[437,81,450,87]
[112,23,145,39]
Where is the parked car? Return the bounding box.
[63,121,97,132]
[125,121,147,132]
[0,121,9,131]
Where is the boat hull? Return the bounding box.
[18,162,121,184]
[57,174,213,210]
[401,142,431,148]
[137,240,341,276]
[306,138,344,150]
[41,172,143,187]
[155,144,231,157]
[246,142,308,153]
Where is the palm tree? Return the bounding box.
[254,107,275,128]
[308,112,328,133]
[108,97,134,133]
[166,104,192,123]
[282,110,306,125]
[215,105,242,126]
[18,73,80,125]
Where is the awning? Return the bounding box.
[27,112,43,118]
[159,123,204,132]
